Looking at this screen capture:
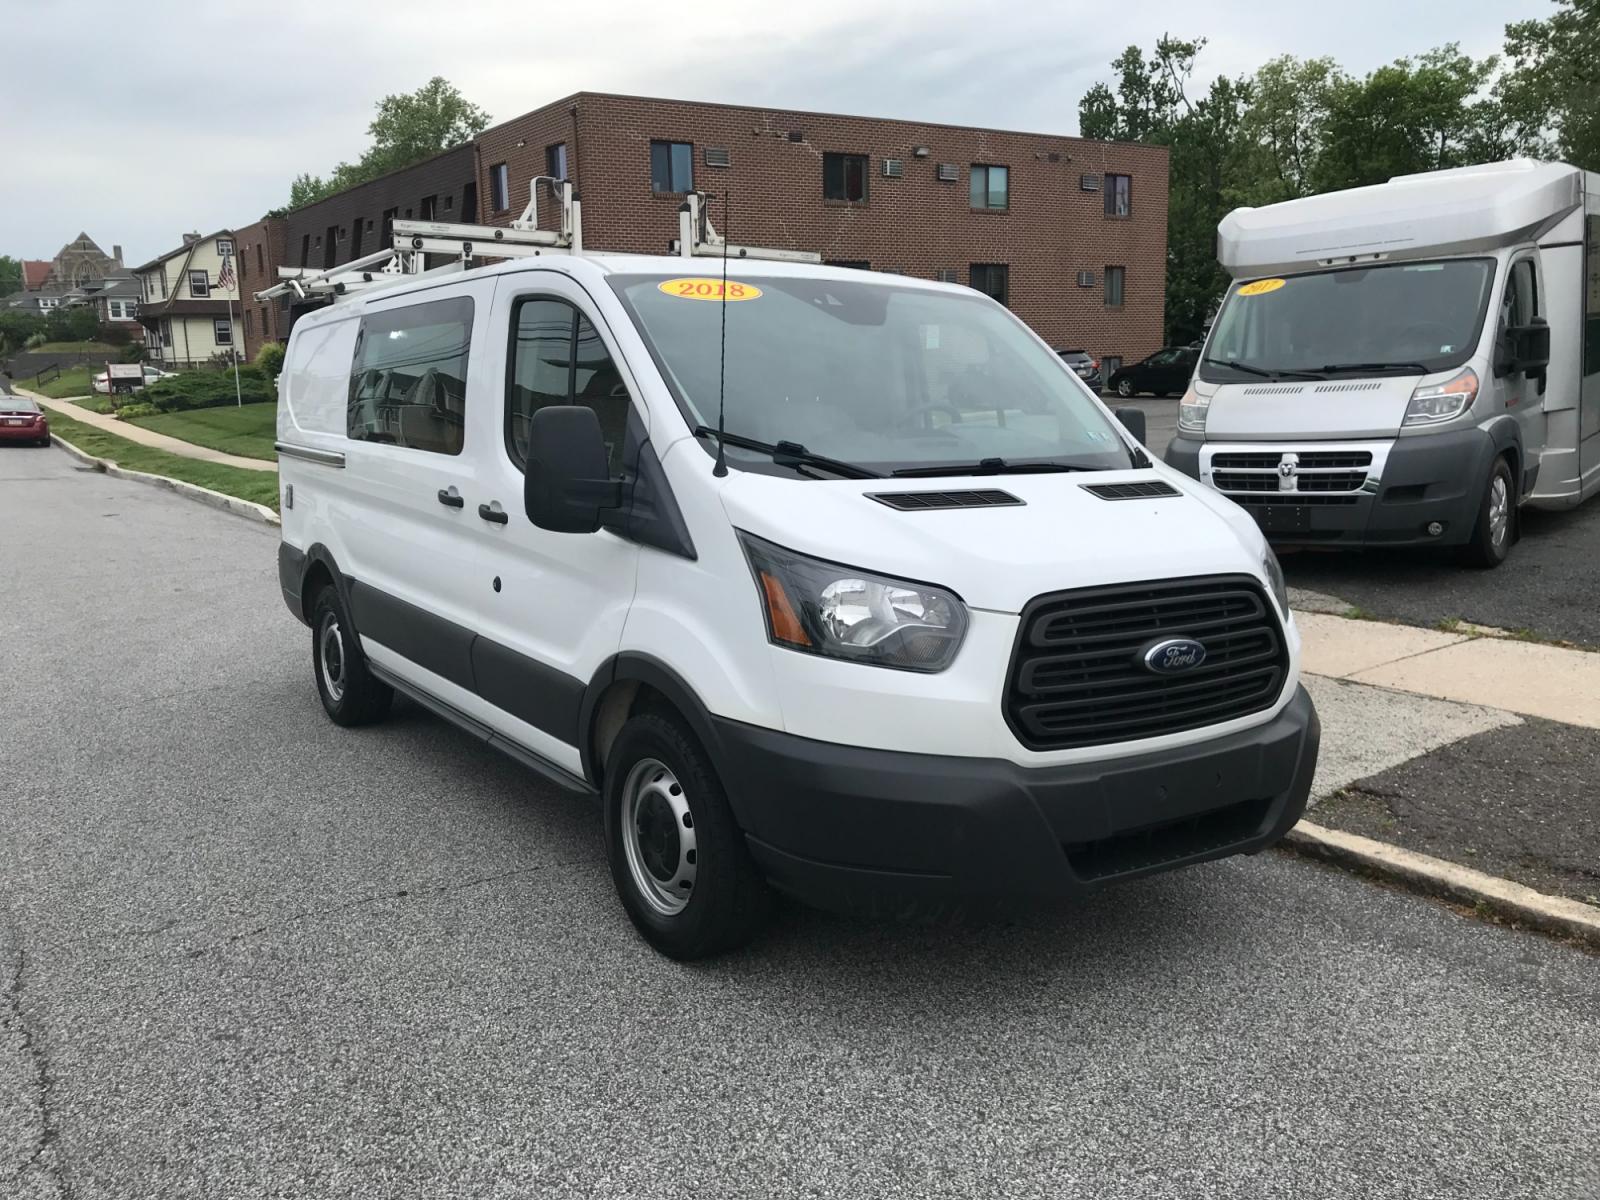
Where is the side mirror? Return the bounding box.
[1114,406,1147,444]
[1496,317,1550,379]
[524,406,623,533]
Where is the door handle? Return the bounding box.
[478,502,509,525]
[437,486,464,508]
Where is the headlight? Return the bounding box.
[1177,385,1209,434]
[1404,367,1478,426]
[1262,546,1289,616]
[738,532,968,672]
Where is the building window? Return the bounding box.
[1104,265,1126,307]
[970,164,1009,210]
[216,237,234,256]
[107,299,135,321]
[189,270,210,297]
[490,162,510,211]
[350,220,363,258]
[649,141,694,193]
[823,153,868,203]
[244,310,253,338]
[443,195,453,211]
[256,243,264,273]
[1105,174,1132,218]
[348,296,474,456]
[546,142,568,181]
[970,264,1009,306]
[213,317,233,346]
[420,195,437,221]
[381,208,398,248]
[299,234,310,267]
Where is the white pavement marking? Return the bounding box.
[1300,675,1522,803]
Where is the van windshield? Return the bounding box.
[608,273,1134,475]
[1199,259,1496,383]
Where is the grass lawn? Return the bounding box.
[35,341,119,354]
[127,402,277,461]
[32,366,97,398]
[73,394,115,414]
[43,409,279,511]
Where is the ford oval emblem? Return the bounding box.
[1142,637,1207,674]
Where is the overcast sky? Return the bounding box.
[3,0,1547,267]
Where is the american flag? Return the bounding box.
[216,254,236,291]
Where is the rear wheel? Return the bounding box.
[310,584,392,725]
[604,711,770,959]
[1460,455,1515,569]
[1117,378,1135,398]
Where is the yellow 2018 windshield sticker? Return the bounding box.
[1238,278,1286,297]
[658,277,763,302]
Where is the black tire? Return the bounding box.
[1459,455,1515,569]
[603,711,771,960]
[1116,378,1135,398]
[310,583,392,725]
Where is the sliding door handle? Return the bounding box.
[478,502,509,525]
[437,487,464,508]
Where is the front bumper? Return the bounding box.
[712,685,1319,913]
[1167,430,1492,548]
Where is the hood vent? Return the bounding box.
[1313,381,1384,393]
[1242,385,1305,396]
[1081,480,1181,501]
[868,489,1024,511]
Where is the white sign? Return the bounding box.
[107,363,144,379]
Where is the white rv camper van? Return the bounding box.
[1167,160,1592,566]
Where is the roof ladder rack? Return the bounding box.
[672,192,821,263]
[255,178,582,304]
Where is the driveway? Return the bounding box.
[2,445,1598,1199]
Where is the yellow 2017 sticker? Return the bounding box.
[1238,278,1286,297]
[658,277,763,302]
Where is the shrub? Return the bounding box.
[114,401,159,419]
[24,331,46,349]
[100,325,132,346]
[254,341,285,379]
[119,343,146,363]
[143,366,273,412]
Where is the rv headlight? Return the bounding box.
[1177,385,1210,434]
[738,532,968,672]
[1262,546,1289,617]
[1404,367,1479,426]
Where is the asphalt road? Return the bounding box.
[1127,398,1600,648]
[3,444,1600,1200]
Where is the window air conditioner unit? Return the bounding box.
[1077,270,1096,287]
[881,158,904,178]
[705,147,731,168]
[936,163,959,182]
[1080,174,1102,191]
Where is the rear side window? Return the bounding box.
[506,296,631,472]
[348,296,473,455]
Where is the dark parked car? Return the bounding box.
[1055,349,1103,391]
[0,394,50,446]
[1108,346,1200,398]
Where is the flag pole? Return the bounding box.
[226,253,242,407]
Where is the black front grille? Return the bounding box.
[1214,470,1368,493]
[1005,576,1288,750]
[1229,493,1359,507]
[868,489,1023,511]
[1211,451,1372,469]
[1081,481,1182,501]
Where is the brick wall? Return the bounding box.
[233,214,287,361]
[473,92,1169,365]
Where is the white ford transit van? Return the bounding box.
[273,244,1320,958]
[1168,160,1592,566]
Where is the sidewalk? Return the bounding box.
[18,387,277,473]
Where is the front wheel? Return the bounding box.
[604,712,771,959]
[1459,455,1515,569]
[1116,378,1135,398]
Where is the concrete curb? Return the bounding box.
[1284,820,1600,949]
[50,433,280,528]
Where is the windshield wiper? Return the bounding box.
[1318,361,1431,375]
[692,425,883,479]
[890,457,1109,478]
[1202,357,1325,381]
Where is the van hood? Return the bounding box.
[1200,376,1420,441]
[717,467,1268,614]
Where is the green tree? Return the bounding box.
[0,255,22,298]
[1499,0,1599,166]
[288,77,491,210]
[1232,56,1342,206]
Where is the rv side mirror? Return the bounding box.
[524,406,623,533]
[1513,317,1551,378]
[1114,406,1147,444]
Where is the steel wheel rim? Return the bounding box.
[621,757,697,917]
[1489,474,1510,548]
[318,615,347,703]
[1118,379,1133,397]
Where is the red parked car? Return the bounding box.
[0,394,50,446]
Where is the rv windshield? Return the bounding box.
[608,273,1135,476]
[1199,259,1496,384]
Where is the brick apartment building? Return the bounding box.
[248,94,1168,373]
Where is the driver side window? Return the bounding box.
[506,296,632,473]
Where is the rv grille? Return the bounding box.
[1211,449,1372,496]
[1004,576,1287,750]
[868,489,1024,511]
